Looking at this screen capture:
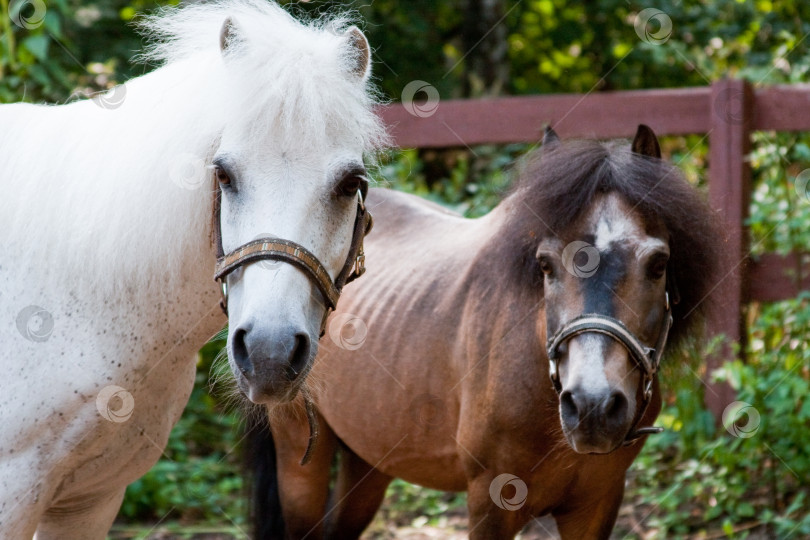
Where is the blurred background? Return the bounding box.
[3,0,810,538]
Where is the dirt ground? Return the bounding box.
[109,504,772,539]
[109,519,557,540]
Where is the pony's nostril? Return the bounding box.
[560,390,578,420]
[603,391,627,420]
[284,333,311,382]
[231,328,252,376]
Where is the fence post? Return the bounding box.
[706,79,754,419]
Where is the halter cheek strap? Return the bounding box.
[546,292,672,446]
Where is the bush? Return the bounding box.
[624,294,810,538]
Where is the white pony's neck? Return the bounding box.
[0,55,225,300]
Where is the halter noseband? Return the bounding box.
[211,183,373,337]
[546,292,672,446]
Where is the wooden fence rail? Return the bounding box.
[378,79,810,417]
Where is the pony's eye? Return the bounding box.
[336,175,363,197]
[538,257,554,277]
[647,257,668,280]
[214,166,231,185]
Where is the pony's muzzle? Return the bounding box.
[552,331,642,453]
[559,384,632,454]
[230,322,312,404]
[560,385,628,432]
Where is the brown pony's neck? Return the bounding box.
[456,198,547,370]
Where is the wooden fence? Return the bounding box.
[378,79,810,418]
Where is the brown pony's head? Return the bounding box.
[509,126,721,454]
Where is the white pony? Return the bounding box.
[0,1,385,537]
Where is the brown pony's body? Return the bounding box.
[255,128,722,539]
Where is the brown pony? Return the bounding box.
[247,126,723,539]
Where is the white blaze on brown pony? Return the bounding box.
[252,126,723,539]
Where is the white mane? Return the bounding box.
[0,0,387,300]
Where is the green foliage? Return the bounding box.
[749,131,810,255]
[1,0,73,101]
[377,479,467,527]
[0,0,176,103]
[283,0,810,99]
[375,144,526,216]
[624,294,810,538]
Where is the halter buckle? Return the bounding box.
[643,376,654,401]
[354,251,366,278]
[219,280,229,315]
[548,358,561,392]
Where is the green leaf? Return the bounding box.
[22,34,50,62]
[737,501,755,517]
[43,11,62,38]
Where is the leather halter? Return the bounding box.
[546,292,672,446]
[211,182,373,337]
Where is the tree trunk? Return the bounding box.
[461,0,509,96]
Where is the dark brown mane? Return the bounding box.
[501,138,726,351]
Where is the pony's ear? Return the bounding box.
[344,26,371,81]
[542,126,561,150]
[219,17,239,55]
[631,124,661,159]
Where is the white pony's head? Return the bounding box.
[142,1,387,405]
